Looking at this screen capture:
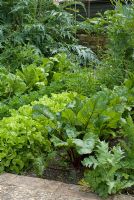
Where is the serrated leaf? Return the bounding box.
[82,156,98,168]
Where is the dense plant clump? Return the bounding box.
[0,0,97,67]
[0,0,134,198]
[79,0,134,87]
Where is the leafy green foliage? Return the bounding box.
[0,53,98,119]
[16,64,48,90]
[0,89,46,119]
[0,106,52,174]
[0,67,26,98]
[50,69,99,96]
[82,141,134,198]
[0,63,48,99]
[121,116,134,169]
[0,92,79,174]
[79,1,134,87]
[0,44,42,71]
[0,72,134,196]
[0,0,97,66]
[0,1,134,198]
[32,76,134,186]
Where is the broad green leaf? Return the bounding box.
[65,126,80,138]
[77,99,95,126]
[32,104,55,120]
[73,137,96,155]
[62,109,76,125]
[51,135,68,147]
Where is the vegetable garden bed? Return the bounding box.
[0,0,134,199]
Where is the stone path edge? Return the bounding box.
[0,173,133,200]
